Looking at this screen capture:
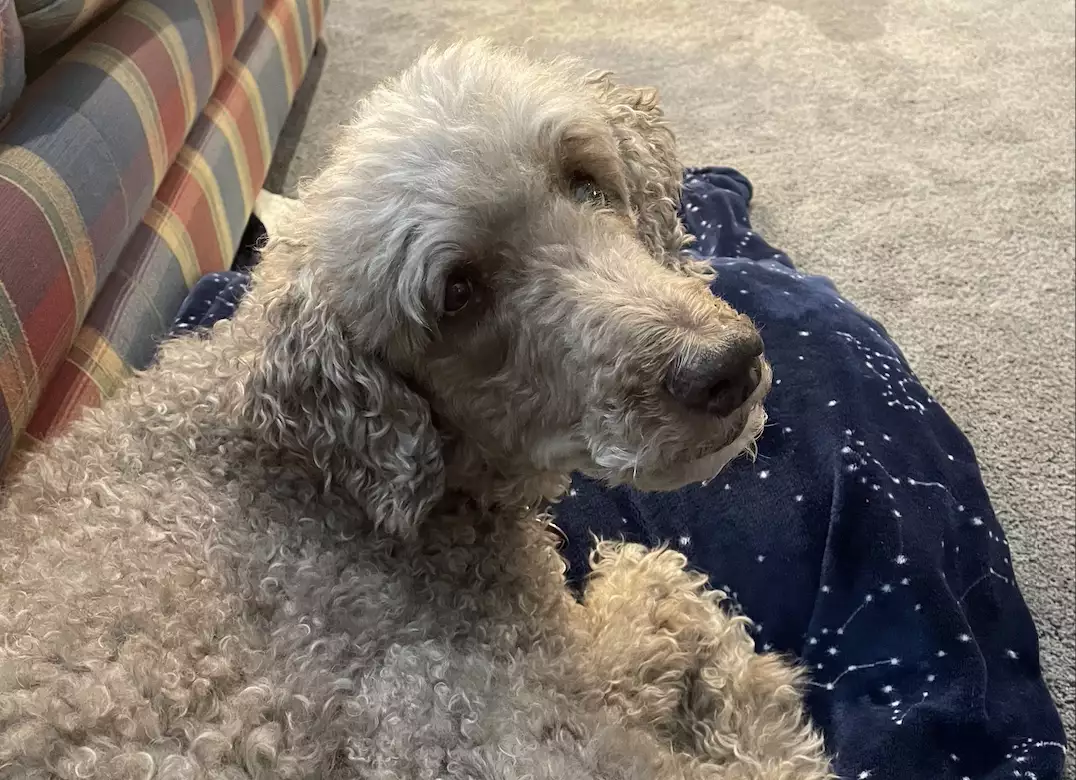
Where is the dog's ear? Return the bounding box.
[586,73,692,260]
[241,259,444,537]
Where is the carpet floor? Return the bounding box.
[268,0,1076,748]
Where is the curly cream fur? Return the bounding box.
[0,41,831,779]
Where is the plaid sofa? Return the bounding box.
[0,0,24,120]
[0,0,325,467]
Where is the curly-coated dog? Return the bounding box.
[0,41,832,779]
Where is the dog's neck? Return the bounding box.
[442,437,572,520]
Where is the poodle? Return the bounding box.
[0,40,832,779]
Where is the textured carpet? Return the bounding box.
[270,0,1076,749]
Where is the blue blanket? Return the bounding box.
[170,169,1066,780]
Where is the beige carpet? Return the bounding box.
[270,0,1076,746]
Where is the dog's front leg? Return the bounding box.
[576,541,833,780]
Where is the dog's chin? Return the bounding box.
[627,402,768,493]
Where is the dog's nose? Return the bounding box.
[665,332,765,417]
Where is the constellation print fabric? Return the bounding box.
[554,168,1066,780]
[170,168,1066,779]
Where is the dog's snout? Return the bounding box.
[665,331,765,417]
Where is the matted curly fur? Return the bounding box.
[0,41,832,779]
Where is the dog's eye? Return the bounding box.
[570,175,606,205]
[443,273,474,315]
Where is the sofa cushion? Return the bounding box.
[15,0,121,54]
[23,0,324,444]
[0,0,259,464]
[0,0,24,118]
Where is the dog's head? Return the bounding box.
[241,40,770,535]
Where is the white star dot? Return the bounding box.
[678,535,691,547]
[799,330,810,337]
[756,554,766,563]
[827,399,838,407]
[794,494,804,502]
[958,633,971,643]
[937,650,947,657]
[783,426,793,433]
[858,772,872,779]
[1006,649,1019,660]
[971,517,984,526]
[889,657,901,665]
[881,584,893,593]
[882,685,894,693]
[758,470,770,479]
[895,555,909,565]
[827,646,839,656]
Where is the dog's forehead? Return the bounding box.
[395,123,601,222]
[375,70,604,183]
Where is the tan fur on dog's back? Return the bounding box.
[0,41,830,779]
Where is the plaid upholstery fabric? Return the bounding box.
[0,0,259,464]
[0,0,24,118]
[25,0,325,442]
